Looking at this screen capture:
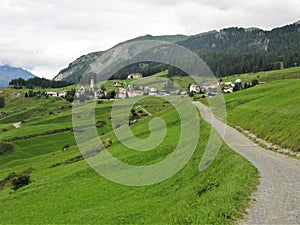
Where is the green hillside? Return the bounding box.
[0,88,258,224]
[223,67,300,83]
[205,68,300,152]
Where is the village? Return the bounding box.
[44,72,262,101]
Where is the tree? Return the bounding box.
[105,90,116,100]
[100,84,106,91]
[28,90,34,97]
[0,97,5,108]
[65,89,76,102]
[252,79,259,86]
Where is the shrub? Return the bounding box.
[188,92,195,97]
[0,97,5,108]
[11,175,31,191]
[0,169,33,191]
[0,142,14,155]
[252,79,259,86]
[103,138,112,148]
[65,155,83,164]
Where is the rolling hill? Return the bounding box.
[0,86,258,224]
[0,65,36,88]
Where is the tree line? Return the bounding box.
[9,77,72,89]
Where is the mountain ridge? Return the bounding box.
[54,21,300,82]
[0,65,36,88]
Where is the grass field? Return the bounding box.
[224,79,300,152]
[223,67,300,83]
[0,87,259,224]
[199,68,300,153]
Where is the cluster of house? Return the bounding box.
[45,76,246,101]
[116,84,187,99]
[75,75,189,100]
[189,83,220,96]
[218,79,242,94]
[76,78,103,99]
[188,79,244,96]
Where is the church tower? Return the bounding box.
[90,78,95,92]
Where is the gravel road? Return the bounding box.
[193,101,300,225]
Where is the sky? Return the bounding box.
[0,0,300,79]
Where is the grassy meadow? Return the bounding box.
[0,87,259,224]
[201,67,300,152]
[224,79,300,152]
[223,67,300,83]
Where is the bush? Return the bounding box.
[65,155,83,164]
[0,142,14,155]
[0,168,33,191]
[11,175,31,191]
[188,92,195,97]
[103,138,112,148]
[0,97,5,108]
[252,79,259,86]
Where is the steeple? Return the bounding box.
[90,78,94,92]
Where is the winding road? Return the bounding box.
[193,101,300,225]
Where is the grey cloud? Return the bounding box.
[0,0,299,78]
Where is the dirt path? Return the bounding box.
[136,105,153,116]
[193,101,300,225]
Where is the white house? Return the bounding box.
[127,73,143,79]
[112,82,123,87]
[189,84,203,93]
[116,88,127,99]
[127,90,144,98]
[46,91,58,97]
[58,92,67,97]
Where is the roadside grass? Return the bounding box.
[0,93,259,224]
[203,79,300,152]
[223,67,300,83]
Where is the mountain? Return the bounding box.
[0,65,36,87]
[54,21,300,82]
[177,23,300,54]
[54,34,189,83]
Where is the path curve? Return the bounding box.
[193,101,300,225]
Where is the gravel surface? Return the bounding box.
[193,101,300,225]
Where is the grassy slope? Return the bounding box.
[223,67,300,83]
[0,88,258,224]
[200,68,300,152]
[224,79,300,152]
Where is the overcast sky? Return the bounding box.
[0,0,299,79]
